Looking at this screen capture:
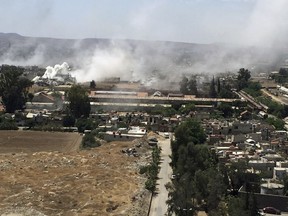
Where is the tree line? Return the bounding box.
[0,65,33,113]
[166,118,261,216]
[179,68,252,99]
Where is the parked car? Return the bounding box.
[263,207,281,215]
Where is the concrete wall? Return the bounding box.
[102,133,143,142]
[239,190,288,212]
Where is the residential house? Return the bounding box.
[26,92,62,111]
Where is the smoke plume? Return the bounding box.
[42,62,70,80]
[1,0,288,88]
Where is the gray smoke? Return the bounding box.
[62,0,288,84]
[240,0,288,48]
[0,0,288,88]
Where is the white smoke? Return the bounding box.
[0,43,46,66]
[42,62,70,79]
[72,47,135,82]
[70,40,261,88]
[69,0,288,85]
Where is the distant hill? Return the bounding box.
[0,32,218,66]
[0,33,284,84]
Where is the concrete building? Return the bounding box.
[263,154,284,162]
[248,159,275,172]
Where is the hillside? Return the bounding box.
[0,33,282,84]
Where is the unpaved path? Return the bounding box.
[149,133,173,216]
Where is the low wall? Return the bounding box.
[102,133,143,142]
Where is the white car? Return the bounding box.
[164,132,170,139]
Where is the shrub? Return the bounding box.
[91,128,106,139]
[76,118,95,133]
[144,146,161,192]
[0,115,18,130]
[145,178,156,192]
[139,165,149,174]
[81,133,101,149]
[0,121,18,130]
[63,115,76,127]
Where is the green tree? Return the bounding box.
[209,76,217,98]
[247,193,259,216]
[62,115,76,127]
[171,120,207,169]
[76,118,95,133]
[180,75,198,96]
[265,117,285,130]
[227,193,260,216]
[194,169,211,203]
[243,82,262,97]
[149,105,177,116]
[180,76,189,94]
[174,119,206,148]
[218,103,233,118]
[257,96,288,119]
[237,68,251,90]
[206,172,227,212]
[227,196,248,216]
[187,75,198,96]
[217,77,221,94]
[81,133,100,148]
[167,118,227,216]
[145,178,156,192]
[166,173,196,216]
[219,84,236,99]
[238,68,251,82]
[0,65,33,113]
[144,146,161,193]
[28,93,34,103]
[66,85,91,118]
[179,103,195,115]
[90,80,96,89]
[0,114,18,130]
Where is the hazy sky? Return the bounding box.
[0,0,287,45]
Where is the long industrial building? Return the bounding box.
[88,90,241,111]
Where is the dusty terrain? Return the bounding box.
[0,131,82,153]
[0,131,151,216]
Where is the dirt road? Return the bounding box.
[261,89,288,105]
[149,133,173,216]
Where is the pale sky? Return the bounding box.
[0,0,287,45]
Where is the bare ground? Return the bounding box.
[0,131,151,216]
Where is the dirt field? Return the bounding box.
[0,131,82,153]
[0,131,151,216]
